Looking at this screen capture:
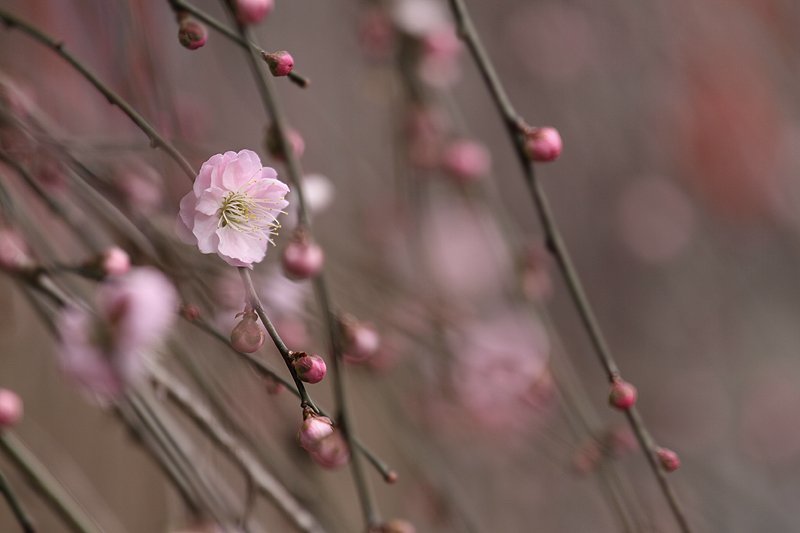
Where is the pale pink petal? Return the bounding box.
[177,192,198,244]
[193,214,221,253]
[216,226,267,267]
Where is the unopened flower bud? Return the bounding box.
[263,373,285,395]
[282,234,324,280]
[230,309,265,353]
[180,304,201,322]
[297,413,334,452]
[265,125,305,162]
[0,389,23,430]
[235,0,274,25]
[310,429,349,469]
[379,519,417,533]
[342,318,380,363]
[178,19,208,50]
[608,378,637,410]
[292,352,326,384]
[263,51,294,77]
[441,139,490,182]
[524,126,562,162]
[656,447,680,472]
[101,247,131,277]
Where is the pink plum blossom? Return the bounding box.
[56,267,178,400]
[176,150,289,268]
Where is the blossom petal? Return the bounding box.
[216,226,267,267]
[193,213,221,253]
[176,191,198,244]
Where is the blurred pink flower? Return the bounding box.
[176,150,289,268]
[56,267,178,400]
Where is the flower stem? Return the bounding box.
[166,0,310,88]
[0,7,196,182]
[446,0,692,531]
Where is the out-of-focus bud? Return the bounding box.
[297,412,334,452]
[292,352,326,384]
[523,126,562,162]
[571,440,602,475]
[230,307,265,353]
[282,231,324,280]
[265,124,305,162]
[310,429,350,469]
[656,447,680,472]
[180,303,201,322]
[341,317,380,364]
[0,389,23,430]
[263,51,294,77]
[178,18,208,50]
[100,247,131,277]
[0,229,32,272]
[608,378,637,410]
[263,373,285,395]
[441,139,490,182]
[235,0,274,26]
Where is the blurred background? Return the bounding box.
[1,0,800,531]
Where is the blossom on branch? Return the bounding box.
[176,150,290,268]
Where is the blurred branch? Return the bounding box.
[166,0,310,88]
[0,466,37,533]
[0,7,197,182]
[149,363,328,533]
[446,0,693,531]
[0,433,99,533]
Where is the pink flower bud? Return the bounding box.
[0,389,23,430]
[178,19,208,50]
[292,352,326,384]
[441,139,490,182]
[608,378,637,410]
[342,320,380,363]
[235,0,274,25]
[0,229,31,271]
[524,126,562,162]
[571,441,602,475]
[656,447,680,472]
[310,429,349,469]
[297,414,334,452]
[263,51,294,77]
[265,125,305,162]
[230,310,265,353]
[379,519,417,533]
[180,304,201,322]
[282,237,324,280]
[102,247,131,277]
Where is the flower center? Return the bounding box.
[217,178,283,241]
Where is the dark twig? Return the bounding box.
[446,0,692,531]
[0,466,37,533]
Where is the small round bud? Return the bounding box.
[282,237,324,280]
[263,51,294,77]
[342,319,380,364]
[101,247,131,277]
[178,19,208,50]
[265,125,305,162]
[235,0,274,25]
[180,304,201,322]
[230,309,265,353]
[656,447,680,472]
[310,430,349,469]
[385,470,398,484]
[379,519,417,533]
[608,378,637,410]
[0,389,23,430]
[292,353,327,384]
[297,414,334,452]
[524,126,562,162]
[441,140,490,182]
